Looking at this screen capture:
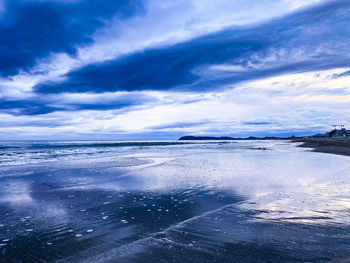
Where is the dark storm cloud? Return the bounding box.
[0,120,68,128]
[35,0,350,94]
[331,70,350,79]
[0,93,155,116]
[0,99,59,115]
[242,122,276,125]
[149,121,210,130]
[0,0,144,77]
[191,57,350,91]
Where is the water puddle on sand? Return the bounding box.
[1,141,350,262]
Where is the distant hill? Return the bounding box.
[179,136,235,140]
[178,135,292,140]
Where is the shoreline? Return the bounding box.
[2,140,350,261]
[294,138,350,157]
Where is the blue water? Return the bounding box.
[1,140,350,262]
[0,140,215,166]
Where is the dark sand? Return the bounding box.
[295,137,350,156]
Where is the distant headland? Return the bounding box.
[179,125,350,141]
[179,125,350,157]
[178,135,295,140]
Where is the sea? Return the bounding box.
[1,140,350,262]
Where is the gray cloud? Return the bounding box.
[35,0,350,95]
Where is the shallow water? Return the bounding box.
[1,140,350,262]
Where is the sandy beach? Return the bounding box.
[1,140,350,262]
[295,137,350,156]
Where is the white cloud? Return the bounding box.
[1,0,326,99]
[1,0,347,139]
[2,67,348,138]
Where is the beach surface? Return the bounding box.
[1,140,350,262]
[296,137,350,156]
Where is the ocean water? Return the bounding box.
[1,140,350,262]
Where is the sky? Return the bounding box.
[0,0,349,140]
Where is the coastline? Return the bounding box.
[294,138,350,157]
[2,140,350,261]
[178,135,350,157]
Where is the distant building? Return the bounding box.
[325,125,350,138]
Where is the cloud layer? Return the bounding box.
[0,0,143,77]
[34,0,350,94]
[0,0,349,139]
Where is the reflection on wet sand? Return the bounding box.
[1,141,350,262]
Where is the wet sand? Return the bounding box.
[295,137,350,156]
[1,141,350,262]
